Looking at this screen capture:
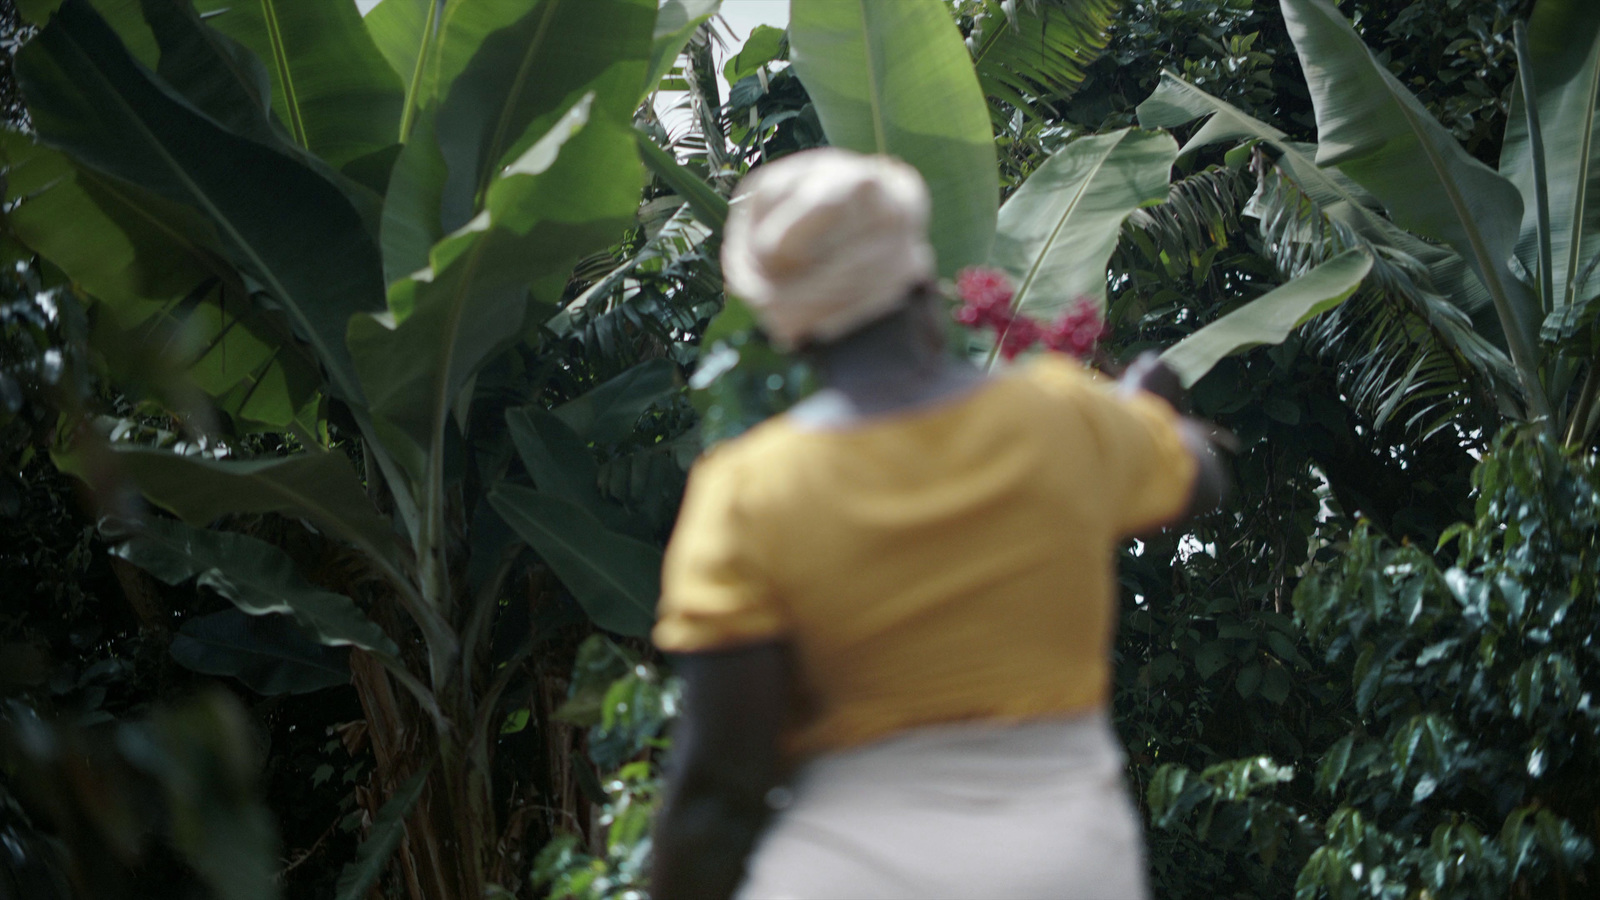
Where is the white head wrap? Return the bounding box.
[722,148,936,348]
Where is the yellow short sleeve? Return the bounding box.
[653,448,787,653]
[1097,390,1200,534]
[1029,356,1198,535]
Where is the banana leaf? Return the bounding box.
[0,133,323,432]
[112,516,397,655]
[192,0,404,170]
[171,608,350,694]
[507,406,610,517]
[137,0,278,144]
[0,131,221,321]
[16,0,386,408]
[1501,0,1600,310]
[789,0,998,275]
[363,0,443,144]
[54,443,401,570]
[16,0,157,64]
[350,95,643,494]
[634,130,728,231]
[489,483,659,637]
[1139,71,1484,313]
[433,0,653,232]
[991,128,1176,322]
[1279,0,1546,417]
[1162,249,1374,387]
[380,105,449,286]
[427,0,533,104]
[1138,71,1519,393]
[553,358,679,445]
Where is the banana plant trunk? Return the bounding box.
[351,648,496,900]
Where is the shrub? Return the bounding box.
[1152,429,1600,898]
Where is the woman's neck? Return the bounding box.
[790,355,986,428]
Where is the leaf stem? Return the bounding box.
[376,652,447,734]
[1565,360,1600,446]
[1514,22,1555,316]
[397,0,444,143]
[852,0,888,153]
[258,0,308,148]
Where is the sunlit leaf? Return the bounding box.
[789,0,998,274]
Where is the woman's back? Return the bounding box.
[655,355,1196,761]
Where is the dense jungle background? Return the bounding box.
[3,0,1600,897]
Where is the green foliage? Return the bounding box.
[53,444,406,578]
[0,261,87,480]
[108,515,398,654]
[2,691,282,900]
[192,0,404,170]
[530,762,659,900]
[1152,430,1600,898]
[1053,0,1285,133]
[0,130,324,432]
[3,0,697,893]
[688,297,814,447]
[531,636,678,899]
[1147,757,1312,875]
[17,0,388,410]
[955,0,1119,124]
[646,0,721,97]
[1502,0,1600,317]
[334,765,430,900]
[722,23,782,86]
[169,608,351,695]
[1133,0,1600,448]
[491,483,662,637]
[1137,71,1513,438]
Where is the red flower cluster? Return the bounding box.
[1041,298,1108,358]
[953,266,1106,362]
[953,267,1015,329]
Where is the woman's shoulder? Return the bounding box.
[687,417,805,493]
[700,415,803,464]
[1019,352,1102,395]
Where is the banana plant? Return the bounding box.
[1137,69,1522,436]
[973,119,1372,382]
[4,0,702,895]
[667,0,1369,422]
[1145,0,1600,444]
[1504,0,1600,444]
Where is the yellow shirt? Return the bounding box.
[653,355,1197,761]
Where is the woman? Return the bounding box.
[651,149,1227,899]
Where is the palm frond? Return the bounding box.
[1248,152,1517,437]
[967,0,1120,122]
[1124,164,1252,266]
[681,25,734,186]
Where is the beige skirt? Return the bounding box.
[735,712,1148,900]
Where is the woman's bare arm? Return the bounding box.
[653,642,789,900]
